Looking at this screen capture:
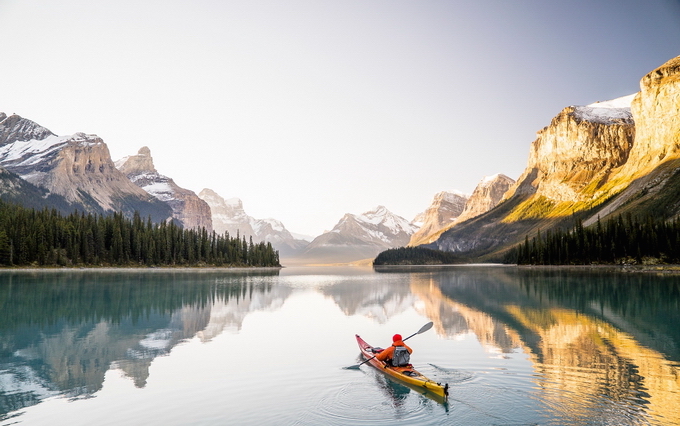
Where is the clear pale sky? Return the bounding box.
[2,1,679,237]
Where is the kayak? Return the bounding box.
[355,334,449,398]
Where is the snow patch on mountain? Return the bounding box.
[141,180,175,202]
[0,134,65,164]
[573,94,636,125]
[0,133,103,170]
[587,94,636,109]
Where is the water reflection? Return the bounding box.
[0,270,285,419]
[399,266,680,425]
[2,266,679,425]
[319,273,413,323]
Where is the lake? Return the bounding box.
[0,265,678,425]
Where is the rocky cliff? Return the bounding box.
[428,95,637,256]
[623,56,680,175]
[0,114,172,222]
[581,56,680,224]
[410,175,514,248]
[198,189,255,236]
[0,167,77,213]
[0,113,54,144]
[429,94,637,256]
[409,191,468,246]
[198,188,306,257]
[428,55,680,259]
[505,96,635,212]
[116,147,213,232]
[457,174,516,222]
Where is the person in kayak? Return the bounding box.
[375,334,413,367]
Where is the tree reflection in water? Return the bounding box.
[0,269,284,419]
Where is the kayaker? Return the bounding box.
[375,334,412,366]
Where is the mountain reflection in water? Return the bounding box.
[399,266,680,424]
[0,270,284,418]
[1,266,679,425]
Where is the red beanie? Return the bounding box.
[393,334,402,342]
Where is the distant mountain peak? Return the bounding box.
[409,190,469,246]
[301,206,416,263]
[199,188,305,257]
[453,174,515,224]
[0,113,55,145]
[117,148,212,231]
[481,174,502,184]
[115,146,157,174]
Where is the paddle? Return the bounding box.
[346,321,434,370]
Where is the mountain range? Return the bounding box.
[0,112,541,264]
[3,54,678,265]
[197,188,307,257]
[0,112,510,264]
[297,206,417,264]
[417,55,680,260]
[408,174,515,247]
[0,113,172,222]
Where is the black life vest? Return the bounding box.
[392,345,410,366]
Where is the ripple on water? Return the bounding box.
[294,371,448,426]
[427,364,476,384]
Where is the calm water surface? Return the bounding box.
[0,266,678,425]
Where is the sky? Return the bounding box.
[1,0,680,238]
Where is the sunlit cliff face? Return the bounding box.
[621,56,680,178]
[409,273,680,423]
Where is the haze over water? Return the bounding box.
[0,266,678,425]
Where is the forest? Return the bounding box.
[0,201,280,267]
[507,214,680,265]
[373,246,463,265]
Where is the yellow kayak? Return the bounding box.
[356,334,449,399]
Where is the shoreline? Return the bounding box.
[373,263,680,274]
[0,266,283,273]
[516,263,680,274]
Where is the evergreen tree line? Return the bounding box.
[374,246,462,265]
[508,214,680,265]
[0,201,280,267]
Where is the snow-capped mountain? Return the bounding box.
[116,147,212,232]
[198,188,307,257]
[0,113,172,222]
[300,206,418,264]
[409,191,469,246]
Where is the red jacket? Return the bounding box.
[376,339,412,362]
